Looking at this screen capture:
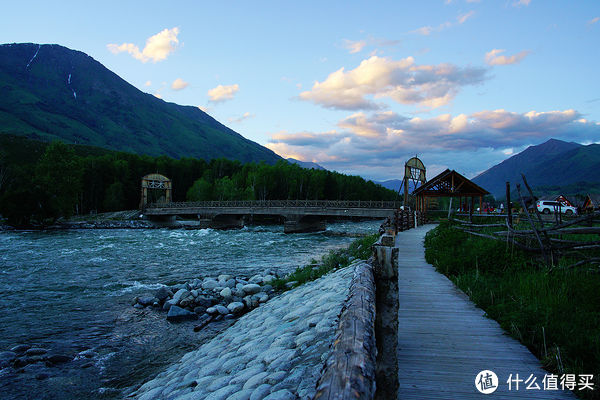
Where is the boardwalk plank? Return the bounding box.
[395,225,576,399]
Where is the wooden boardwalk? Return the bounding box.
[396,225,577,399]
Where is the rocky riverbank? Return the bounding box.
[131,261,359,400]
[132,272,281,328]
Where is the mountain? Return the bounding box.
[472,139,600,197]
[376,179,402,192]
[286,158,325,170]
[0,43,281,163]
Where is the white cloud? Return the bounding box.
[485,49,530,65]
[208,84,239,103]
[589,17,599,25]
[107,27,180,63]
[457,11,475,24]
[144,80,152,87]
[299,55,487,110]
[267,109,599,180]
[513,0,531,6]
[229,112,255,123]
[342,39,367,54]
[171,78,189,91]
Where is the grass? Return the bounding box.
[424,221,600,399]
[270,233,379,291]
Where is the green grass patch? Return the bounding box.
[271,233,379,291]
[425,222,600,398]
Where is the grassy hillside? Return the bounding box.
[0,43,281,164]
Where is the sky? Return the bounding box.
[2,0,599,181]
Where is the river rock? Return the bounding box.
[25,348,48,356]
[195,296,214,308]
[163,299,176,311]
[284,281,298,289]
[193,314,212,331]
[262,284,273,293]
[224,278,237,288]
[202,280,219,290]
[242,284,261,295]
[167,306,198,322]
[137,296,156,307]
[47,354,72,364]
[256,293,269,303]
[154,286,171,302]
[206,306,218,315]
[215,305,229,315]
[220,287,232,299]
[249,384,272,400]
[190,289,199,298]
[249,275,263,284]
[218,274,232,282]
[263,389,295,400]
[0,351,16,362]
[227,302,245,314]
[11,344,30,354]
[172,289,190,304]
[133,303,144,309]
[194,306,207,315]
[263,274,275,283]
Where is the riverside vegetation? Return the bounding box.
[424,221,600,399]
[0,135,396,227]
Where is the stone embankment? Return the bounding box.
[132,260,364,400]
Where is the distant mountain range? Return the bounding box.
[286,158,325,170]
[472,139,600,198]
[0,43,281,164]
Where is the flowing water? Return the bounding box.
[0,220,380,399]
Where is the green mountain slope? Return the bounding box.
[472,139,600,197]
[0,43,281,163]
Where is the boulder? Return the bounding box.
[256,293,269,303]
[220,287,232,299]
[47,354,72,364]
[249,274,264,284]
[206,306,218,315]
[215,305,229,315]
[137,296,156,307]
[195,296,214,308]
[201,279,219,290]
[166,305,198,322]
[242,284,261,295]
[25,348,48,356]
[11,345,30,354]
[162,299,176,311]
[227,302,245,314]
[218,274,232,282]
[224,278,237,288]
[190,289,199,298]
[172,289,190,304]
[154,286,171,302]
[263,274,276,283]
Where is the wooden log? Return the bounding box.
[314,261,377,400]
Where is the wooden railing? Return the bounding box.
[146,200,402,209]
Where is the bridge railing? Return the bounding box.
[146,200,402,209]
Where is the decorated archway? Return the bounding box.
[140,174,172,209]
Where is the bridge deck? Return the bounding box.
[395,225,576,399]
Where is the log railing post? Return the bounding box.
[372,236,399,399]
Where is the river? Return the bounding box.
[0,220,380,399]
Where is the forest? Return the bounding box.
[0,135,397,226]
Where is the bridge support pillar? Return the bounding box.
[204,214,244,230]
[146,215,178,227]
[283,215,325,234]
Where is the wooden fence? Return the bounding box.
[451,174,600,269]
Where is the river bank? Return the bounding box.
[131,260,362,400]
[0,220,381,399]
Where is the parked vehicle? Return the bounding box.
[536,200,577,215]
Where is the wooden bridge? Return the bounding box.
[144,200,401,233]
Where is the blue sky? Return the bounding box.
[2,0,599,181]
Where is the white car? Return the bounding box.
[536,200,577,215]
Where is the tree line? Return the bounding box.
[0,138,397,226]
